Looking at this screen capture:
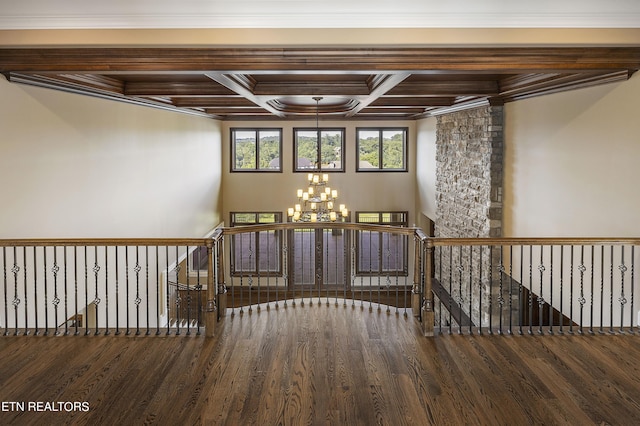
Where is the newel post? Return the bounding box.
[411,236,422,318]
[422,240,435,337]
[204,239,217,337]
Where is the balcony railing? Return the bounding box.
[0,238,215,337]
[1,231,638,338]
[427,237,639,335]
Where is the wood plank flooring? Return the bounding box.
[1,302,640,425]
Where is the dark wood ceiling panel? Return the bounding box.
[1,47,638,120]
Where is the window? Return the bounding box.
[231,128,282,172]
[355,212,408,276]
[294,128,345,172]
[356,128,408,172]
[230,212,282,276]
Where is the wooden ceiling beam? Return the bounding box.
[124,81,236,96]
[253,82,370,96]
[386,80,499,96]
[174,97,258,108]
[2,47,638,73]
[370,97,456,107]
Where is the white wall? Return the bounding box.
[415,117,437,231]
[0,76,223,238]
[221,120,417,225]
[504,72,640,237]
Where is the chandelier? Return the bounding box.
[288,173,348,222]
[287,97,348,222]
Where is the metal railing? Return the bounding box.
[426,237,639,335]
[3,232,637,338]
[213,223,427,324]
[0,239,216,337]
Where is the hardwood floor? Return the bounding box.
[1,302,640,425]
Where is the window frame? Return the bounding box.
[293,127,346,173]
[229,212,283,277]
[354,211,409,276]
[355,127,408,172]
[230,128,283,173]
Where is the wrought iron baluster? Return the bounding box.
[23,247,29,335]
[508,245,513,335]
[498,245,504,335]
[436,246,442,335]
[518,245,523,335]
[73,246,78,336]
[448,245,453,335]
[165,246,170,335]
[93,246,100,335]
[609,245,614,334]
[589,245,595,335]
[115,246,122,335]
[34,247,39,335]
[548,246,554,335]
[599,245,604,334]
[12,246,20,336]
[44,247,49,335]
[630,245,635,334]
[488,245,493,335]
[134,246,141,336]
[125,246,130,335]
[619,245,627,334]
[84,246,89,336]
[468,245,473,334]
[195,245,201,336]
[185,245,191,335]
[53,247,60,335]
[568,246,574,335]
[528,245,533,335]
[175,245,181,335]
[156,246,161,335]
[578,245,586,335]
[538,246,545,335]
[558,246,564,335]
[457,246,463,335]
[478,245,483,335]
[2,247,9,336]
[104,247,110,336]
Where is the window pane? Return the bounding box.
[233,213,256,224]
[320,130,342,169]
[382,234,406,272]
[296,130,318,170]
[233,233,256,271]
[258,213,277,224]
[258,230,280,272]
[234,131,256,169]
[382,130,405,169]
[358,130,380,169]
[358,231,380,272]
[258,130,281,170]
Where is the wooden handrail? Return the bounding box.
[0,238,211,247]
[427,237,640,246]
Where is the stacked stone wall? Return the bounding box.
[434,106,506,327]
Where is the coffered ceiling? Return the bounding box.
[2,46,639,120]
[1,2,639,120]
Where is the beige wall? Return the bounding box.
[221,121,417,225]
[0,76,222,238]
[415,117,437,230]
[504,72,640,237]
